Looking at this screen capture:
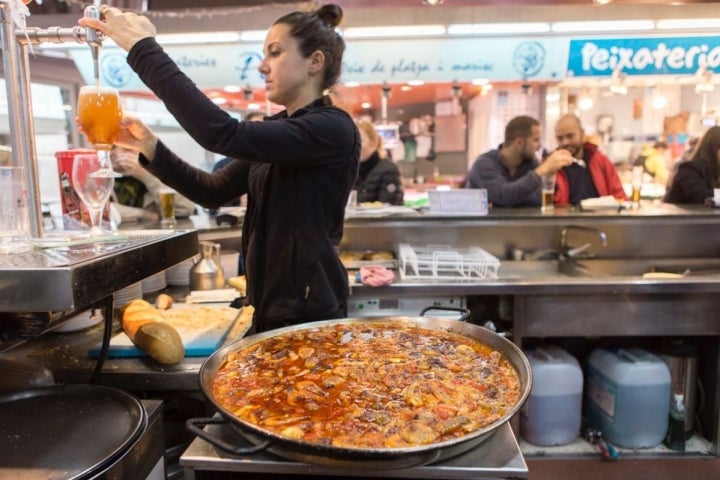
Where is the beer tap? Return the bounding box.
[83,4,103,85]
[0,0,107,238]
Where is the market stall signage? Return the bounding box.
[69,37,567,90]
[567,36,720,77]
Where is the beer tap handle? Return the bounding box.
[83,5,103,83]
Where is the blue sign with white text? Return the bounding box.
[568,36,720,77]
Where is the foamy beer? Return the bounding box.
[541,174,556,213]
[77,86,123,150]
[159,188,176,227]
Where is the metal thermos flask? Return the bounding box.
[189,242,225,291]
[659,340,698,449]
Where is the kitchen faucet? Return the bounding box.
[559,225,608,260]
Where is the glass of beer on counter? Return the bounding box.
[77,85,123,178]
[159,188,176,228]
[541,174,556,213]
[631,165,643,207]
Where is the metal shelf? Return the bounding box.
[0,229,198,312]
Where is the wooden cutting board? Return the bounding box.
[89,304,253,358]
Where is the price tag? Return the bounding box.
[427,189,488,215]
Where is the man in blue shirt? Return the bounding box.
[466,116,572,207]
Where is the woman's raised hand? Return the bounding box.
[78,5,156,52]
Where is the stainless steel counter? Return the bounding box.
[0,229,198,312]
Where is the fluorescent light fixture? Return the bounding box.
[546,91,561,102]
[610,84,628,95]
[696,82,715,94]
[407,80,425,86]
[657,18,720,30]
[448,23,550,35]
[156,31,240,45]
[342,25,446,39]
[239,30,268,42]
[223,85,242,93]
[552,20,654,33]
[343,81,360,88]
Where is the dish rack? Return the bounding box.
[398,244,501,280]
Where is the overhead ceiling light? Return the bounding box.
[551,20,654,33]
[694,62,715,93]
[472,78,490,86]
[344,81,360,88]
[609,84,628,95]
[656,18,720,30]
[361,102,373,109]
[156,31,241,45]
[609,66,628,95]
[342,25,446,38]
[651,86,667,110]
[223,85,242,93]
[422,0,444,5]
[695,82,715,94]
[407,80,425,86]
[448,23,551,35]
[578,89,594,110]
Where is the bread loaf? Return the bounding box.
[226,275,247,296]
[122,299,164,340]
[155,293,174,310]
[121,299,185,364]
[133,321,185,364]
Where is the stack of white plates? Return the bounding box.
[166,257,195,286]
[54,309,104,333]
[141,271,167,294]
[113,281,143,308]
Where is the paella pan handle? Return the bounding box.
[186,417,274,455]
[419,306,471,322]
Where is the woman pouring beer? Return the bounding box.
[79,4,360,333]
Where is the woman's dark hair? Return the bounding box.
[275,4,345,90]
[691,125,720,185]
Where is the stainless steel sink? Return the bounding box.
[498,260,568,279]
[558,258,720,278]
[500,258,720,280]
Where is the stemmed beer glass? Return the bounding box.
[77,85,123,178]
[71,153,115,237]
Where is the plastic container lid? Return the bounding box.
[588,347,671,386]
[525,345,583,396]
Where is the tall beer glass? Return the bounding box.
[77,85,123,178]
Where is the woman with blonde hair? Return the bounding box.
[354,121,404,205]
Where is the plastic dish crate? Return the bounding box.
[398,244,501,280]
